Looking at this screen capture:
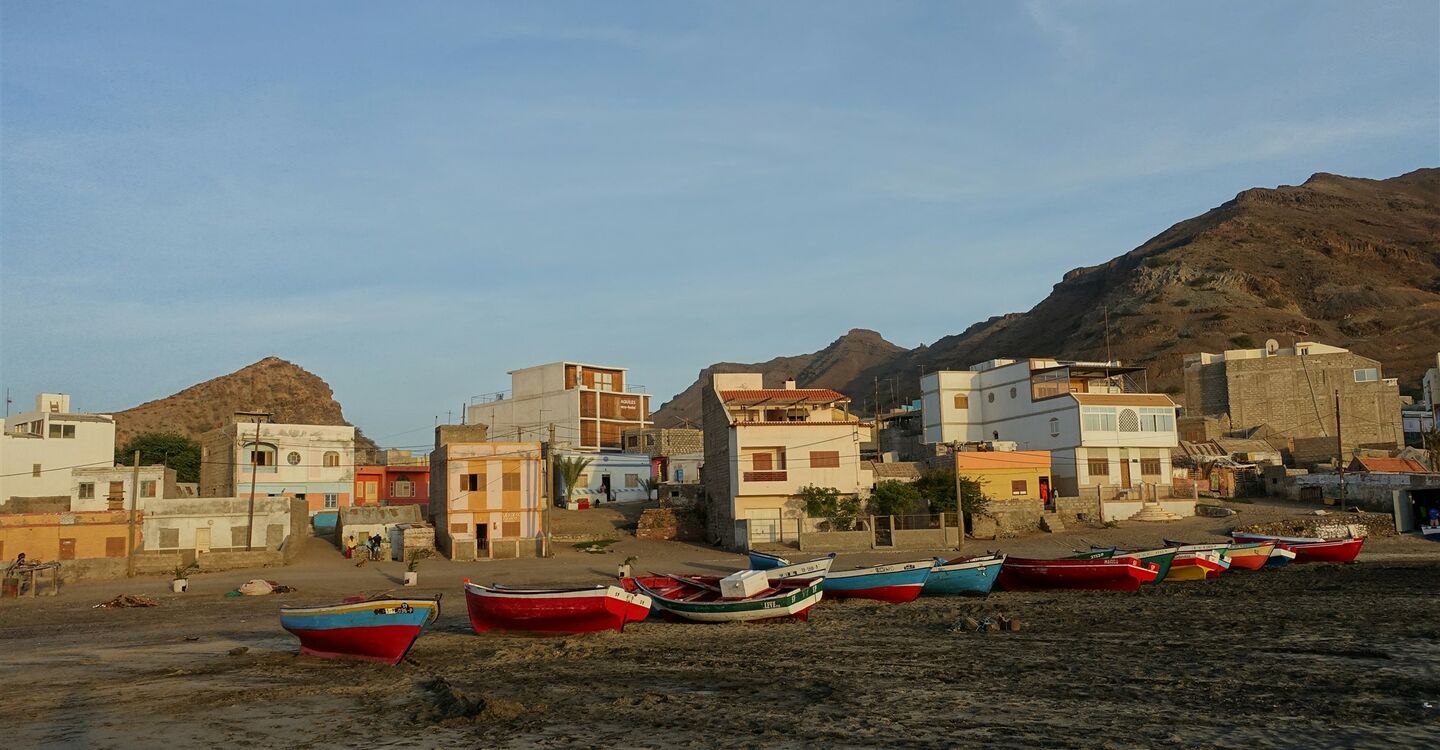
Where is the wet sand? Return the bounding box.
[5,504,1440,748]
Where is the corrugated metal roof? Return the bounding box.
[719,389,849,403]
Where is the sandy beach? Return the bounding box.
[5,501,1439,749]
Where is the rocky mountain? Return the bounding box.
[657,168,1440,415]
[112,357,377,451]
[651,329,908,426]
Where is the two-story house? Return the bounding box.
[921,359,1178,495]
[199,419,355,515]
[466,362,650,452]
[0,393,118,510]
[702,374,874,548]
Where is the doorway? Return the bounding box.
[1120,454,1132,488]
[601,474,613,502]
[195,527,211,553]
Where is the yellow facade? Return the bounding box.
[954,451,1052,502]
[0,511,137,562]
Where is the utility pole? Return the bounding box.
[544,423,556,558]
[235,411,272,551]
[126,450,140,577]
[1334,390,1346,510]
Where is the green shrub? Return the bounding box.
[1229,334,1256,348]
[798,485,863,531]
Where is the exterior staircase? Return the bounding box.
[1039,512,1065,533]
[1128,501,1181,522]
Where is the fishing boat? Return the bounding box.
[623,574,824,623]
[1230,532,1365,563]
[1167,551,1229,581]
[462,582,652,635]
[1075,546,1177,583]
[747,549,791,570]
[1164,538,1271,571]
[997,556,1159,592]
[1266,546,1298,567]
[824,560,934,602]
[762,553,837,581]
[1422,525,1440,543]
[279,595,441,664]
[922,553,1005,596]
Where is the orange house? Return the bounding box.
[954,450,1053,502]
[0,510,138,563]
[431,442,544,560]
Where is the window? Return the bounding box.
[594,371,615,391]
[987,392,995,403]
[953,394,969,409]
[1354,368,1378,383]
[63,424,75,438]
[32,464,41,477]
[1138,408,1175,432]
[624,473,640,488]
[1082,408,1117,432]
[392,480,414,498]
[752,453,774,471]
[450,523,467,534]
[1140,458,1162,476]
[810,451,840,468]
[324,493,339,509]
[576,473,589,487]
[1087,457,1109,479]
[140,480,156,498]
[245,443,276,466]
[461,473,483,492]
[1011,480,1028,496]
[1049,417,1060,437]
[78,483,95,499]
[109,481,125,502]
[106,537,126,558]
[49,424,61,438]
[159,527,180,548]
[627,436,639,448]
[1009,387,1017,399]
[1118,409,1140,432]
[502,471,521,491]
[287,451,301,465]
[323,451,340,467]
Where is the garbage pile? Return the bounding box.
[93,594,159,609]
[224,579,297,597]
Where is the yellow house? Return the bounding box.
[431,441,543,560]
[955,450,1053,503]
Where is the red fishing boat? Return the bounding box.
[1230,532,1365,563]
[997,556,1158,592]
[279,595,441,664]
[463,581,652,635]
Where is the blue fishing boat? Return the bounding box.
[824,560,933,603]
[747,549,790,570]
[280,595,441,664]
[922,553,1005,596]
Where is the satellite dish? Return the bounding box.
[1265,339,1280,355]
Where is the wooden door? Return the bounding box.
[1120,455,1132,488]
[195,527,211,553]
[59,538,76,560]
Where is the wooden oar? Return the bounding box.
[654,572,723,593]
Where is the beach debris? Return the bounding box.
[952,614,1022,634]
[228,646,250,656]
[235,579,292,596]
[415,677,527,725]
[93,594,159,609]
[1311,510,1329,516]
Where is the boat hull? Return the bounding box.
[747,550,789,570]
[824,560,933,603]
[280,598,439,665]
[1168,552,1229,581]
[1422,526,1440,543]
[922,555,1005,596]
[1223,542,1275,571]
[997,557,1158,592]
[463,583,651,635]
[1232,533,1365,563]
[763,554,837,581]
[628,576,824,623]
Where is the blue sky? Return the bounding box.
[2,1,1436,446]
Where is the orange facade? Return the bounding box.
[0,511,138,563]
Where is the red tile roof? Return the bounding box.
[719,389,849,403]
[1070,393,1176,407]
[1350,457,1430,474]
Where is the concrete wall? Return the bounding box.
[0,510,134,562]
[798,529,873,552]
[1,408,116,503]
[1101,499,1197,522]
[141,496,305,552]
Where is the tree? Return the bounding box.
[116,432,201,483]
[869,480,920,517]
[916,468,990,516]
[554,455,593,507]
[1423,428,1440,472]
[797,484,863,531]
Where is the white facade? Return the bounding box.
[141,496,298,552]
[466,361,650,451]
[0,393,117,504]
[199,421,355,515]
[556,450,654,504]
[921,359,1178,494]
[70,465,175,513]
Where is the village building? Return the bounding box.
[430,439,544,560]
[920,359,1179,496]
[1182,341,1403,465]
[1,393,117,510]
[702,374,874,548]
[622,426,703,482]
[141,496,306,554]
[466,361,650,452]
[198,419,356,515]
[554,450,654,507]
[70,465,179,513]
[355,449,431,515]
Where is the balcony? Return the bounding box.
[743,471,788,483]
[1031,364,1150,401]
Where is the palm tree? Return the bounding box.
[555,455,594,507]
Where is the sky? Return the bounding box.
[2,1,1437,447]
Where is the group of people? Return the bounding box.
[344,533,387,561]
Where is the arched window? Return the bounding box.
[323,451,340,468]
[1049,417,1060,437]
[244,442,278,467]
[1118,409,1140,432]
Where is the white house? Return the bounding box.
[466,362,650,452]
[921,359,1178,495]
[198,420,355,515]
[1,393,117,508]
[70,465,177,513]
[555,450,653,507]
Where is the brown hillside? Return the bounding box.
[659,168,1440,414]
[651,329,907,426]
[112,357,377,451]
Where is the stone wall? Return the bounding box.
[701,386,735,547]
[635,508,704,542]
[986,503,1043,535]
[798,529,872,552]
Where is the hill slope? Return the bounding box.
[112,357,377,451]
[659,168,1440,414]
